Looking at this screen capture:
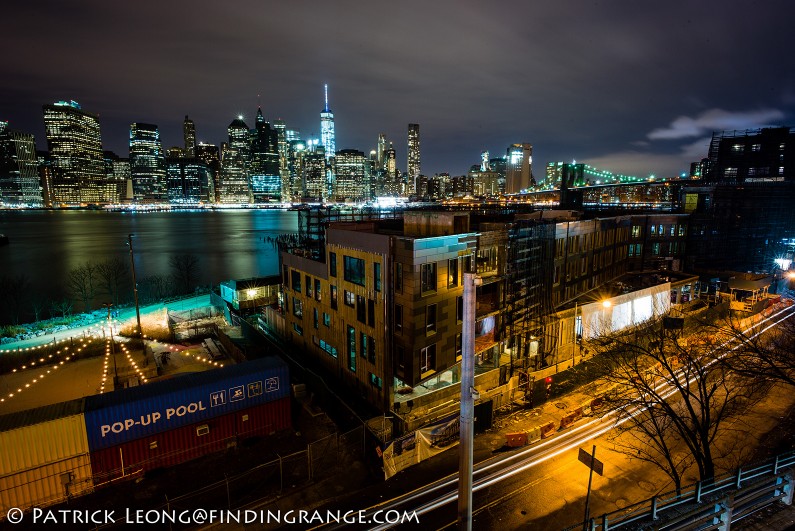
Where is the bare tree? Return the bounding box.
[96,257,129,306]
[51,298,73,319]
[139,274,174,303]
[67,262,97,313]
[0,274,32,325]
[169,254,200,294]
[30,292,50,323]
[710,309,795,388]
[590,318,767,492]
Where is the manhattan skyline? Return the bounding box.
[2,0,795,178]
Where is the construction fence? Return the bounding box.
[92,425,365,529]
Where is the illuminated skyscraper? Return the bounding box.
[42,100,108,204]
[220,117,251,203]
[166,157,211,204]
[0,121,42,206]
[505,143,532,194]
[250,107,281,203]
[333,149,369,202]
[196,143,220,203]
[384,142,402,195]
[377,133,387,170]
[183,115,196,158]
[272,118,290,200]
[129,123,167,202]
[407,123,420,185]
[320,84,335,161]
[103,150,130,202]
[302,140,327,201]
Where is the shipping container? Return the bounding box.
[0,399,93,515]
[90,397,291,482]
[84,356,289,451]
[90,411,237,483]
[235,397,292,440]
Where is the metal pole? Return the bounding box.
[583,445,597,531]
[127,234,143,340]
[459,273,479,530]
[105,303,118,387]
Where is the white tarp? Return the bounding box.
[382,414,460,480]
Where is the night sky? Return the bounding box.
[3,0,795,179]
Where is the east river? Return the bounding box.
[0,209,299,305]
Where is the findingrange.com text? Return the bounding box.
[4,508,421,526]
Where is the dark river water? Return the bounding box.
[0,209,298,317]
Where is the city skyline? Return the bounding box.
[2,1,795,178]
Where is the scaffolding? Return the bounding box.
[503,218,556,373]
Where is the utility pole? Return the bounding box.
[127,234,143,340]
[459,273,480,530]
[103,303,118,387]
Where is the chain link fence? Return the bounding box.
[87,426,366,529]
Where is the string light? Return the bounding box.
[0,338,94,403]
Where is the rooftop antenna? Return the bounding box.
[324,83,329,112]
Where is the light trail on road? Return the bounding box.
[316,303,795,531]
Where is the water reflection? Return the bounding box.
[0,209,298,303]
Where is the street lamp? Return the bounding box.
[102,303,118,387]
[127,234,143,340]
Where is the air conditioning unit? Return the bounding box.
[196,425,210,436]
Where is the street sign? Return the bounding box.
[578,447,604,476]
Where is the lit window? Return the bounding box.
[292,297,302,318]
[344,256,366,286]
[374,263,381,292]
[476,246,498,274]
[344,290,355,307]
[368,373,382,389]
[395,263,403,293]
[347,326,356,372]
[329,252,337,277]
[421,262,437,292]
[426,304,437,334]
[356,294,366,323]
[420,344,436,374]
[631,225,641,238]
[448,258,459,287]
[395,304,403,333]
[291,270,301,293]
[323,312,331,326]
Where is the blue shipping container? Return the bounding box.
[83,357,289,451]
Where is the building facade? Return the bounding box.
[505,143,532,194]
[220,118,251,204]
[320,84,335,162]
[42,100,108,204]
[129,123,167,202]
[183,115,196,158]
[333,149,369,202]
[250,108,281,203]
[407,123,420,194]
[0,122,42,206]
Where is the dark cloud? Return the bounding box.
[2,0,794,178]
